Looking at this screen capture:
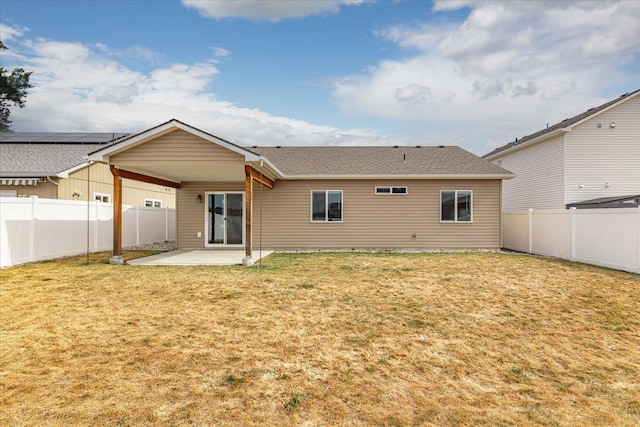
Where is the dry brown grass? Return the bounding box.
[1,251,639,426]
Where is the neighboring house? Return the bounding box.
[0,132,176,207]
[88,120,513,263]
[483,89,640,211]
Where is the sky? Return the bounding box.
[1,0,639,155]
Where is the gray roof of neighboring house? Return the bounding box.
[1,132,128,177]
[252,146,511,177]
[483,89,640,159]
[566,195,640,209]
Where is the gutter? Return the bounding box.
[275,173,515,180]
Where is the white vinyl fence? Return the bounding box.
[502,207,640,274]
[1,196,176,268]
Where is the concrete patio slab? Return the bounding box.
[126,249,273,266]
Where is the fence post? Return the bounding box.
[637,206,640,274]
[528,208,533,254]
[94,201,99,252]
[29,196,38,263]
[570,207,576,261]
[135,205,140,246]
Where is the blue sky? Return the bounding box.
[1,0,639,155]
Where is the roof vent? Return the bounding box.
[276,146,282,148]
[415,145,421,148]
[393,145,399,148]
[438,145,445,148]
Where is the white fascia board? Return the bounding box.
[485,91,640,160]
[484,129,565,160]
[563,90,640,131]
[57,161,90,178]
[252,157,285,179]
[279,174,515,180]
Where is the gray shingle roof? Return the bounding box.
[1,132,128,177]
[0,132,128,144]
[2,130,511,179]
[483,89,640,159]
[252,146,511,177]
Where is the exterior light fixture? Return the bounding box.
[196,194,202,204]
[609,122,616,128]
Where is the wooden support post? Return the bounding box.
[110,172,124,264]
[244,167,253,265]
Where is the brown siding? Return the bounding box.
[58,163,176,207]
[111,129,244,167]
[252,179,501,249]
[177,181,245,248]
[175,179,502,250]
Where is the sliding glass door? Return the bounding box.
[206,192,244,246]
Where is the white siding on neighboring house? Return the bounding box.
[494,134,565,210]
[565,96,640,204]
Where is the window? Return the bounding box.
[145,199,162,208]
[0,190,17,197]
[375,186,408,195]
[311,190,343,222]
[94,192,110,203]
[441,190,472,222]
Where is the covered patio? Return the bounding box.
[87,120,277,266]
[126,249,274,266]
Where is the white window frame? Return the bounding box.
[375,186,408,195]
[94,192,111,203]
[310,190,343,223]
[440,190,473,223]
[145,198,162,208]
[0,190,17,197]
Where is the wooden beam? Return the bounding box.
[110,165,181,189]
[113,173,123,259]
[245,171,253,259]
[244,165,274,189]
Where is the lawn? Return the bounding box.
[1,251,639,426]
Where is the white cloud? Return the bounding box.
[182,0,365,22]
[3,29,395,147]
[210,46,231,58]
[0,23,28,41]
[333,0,640,152]
[395,83,432,105]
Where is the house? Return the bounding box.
[483,89,640,211]
[88,120,513,264]
[0,132,176,207]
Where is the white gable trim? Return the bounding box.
[485,90,640,160]
[88,119,262,163]
[57,161,90,178]
[564,90,640,131]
